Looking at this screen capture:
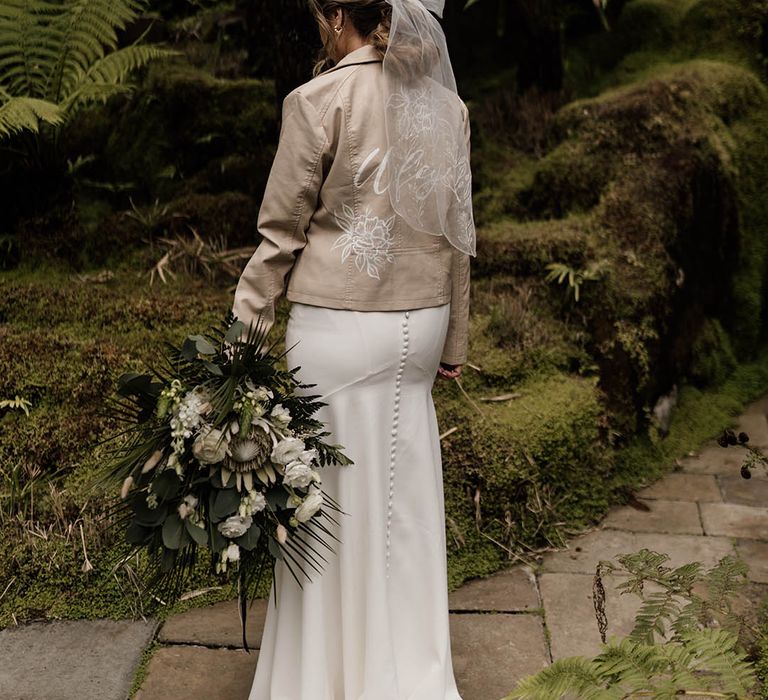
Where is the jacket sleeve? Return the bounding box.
[231,90,328,337]
[440,104,472,366]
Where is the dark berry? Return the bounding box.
[738,432,749,444]
[717,433,729,448]
[726,431,738,446]
[741,465,752,480]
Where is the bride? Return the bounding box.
[231,0,476,697]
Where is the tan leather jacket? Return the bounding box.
[231,43,472,365]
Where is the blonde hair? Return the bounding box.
[308,0,391,76]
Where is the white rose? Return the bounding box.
[294,491,323,523]
[298,448,318,465]
[271,437,305,465]
[249,491,267,513]
[270,403,291,428]
[192,425,229,464]
[282,460,316,489]
[217,514,253,538]
[276,523,288,543]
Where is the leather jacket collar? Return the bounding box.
[319,43,382,76]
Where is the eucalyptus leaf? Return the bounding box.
[117,372,164,398]
[213,488,241,520]
[126,521,152,544]
[185,519,209,546]
[162,513,184,550]
[235,523,261,551]
[152,470,181,501]
[133,498,167,527]
[266,486,291,511]
[202,361,223,376]
[210,523,226,551]
[181,337,198,361]
[225,320,245,344]
[189,335,216,355]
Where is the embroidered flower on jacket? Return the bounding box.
[331,203,396,280]
[387,85,436,136]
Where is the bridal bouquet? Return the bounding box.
[92,313,352,650]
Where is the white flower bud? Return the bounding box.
[120,476,134,500]
[142,449,164,474]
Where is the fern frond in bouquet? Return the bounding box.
[87,312,353,651]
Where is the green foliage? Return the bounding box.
[689,317,738,388]
[0,395,32,416]
[508,549,758,699]
[0,0,176,141]
[596,549,750,644]
[510,629,756,699]
[544,260,607,302]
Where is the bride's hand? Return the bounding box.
[437,362,462,380]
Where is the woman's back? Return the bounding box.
[232,43,471,367]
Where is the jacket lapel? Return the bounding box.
[318,44,382,76]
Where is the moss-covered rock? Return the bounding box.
[65,59,276,202]
[474,57,768,433]
[687,317,738,387]
[434,369,611,587]
[475,215,590,278]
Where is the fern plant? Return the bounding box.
[508,549,759,699]
[544,260,606,302]
[0,0,177,161]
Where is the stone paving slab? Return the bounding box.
[736,412,768,449]
[700,503,768,539]
[134,645,258,700]
[159,598,268,649]
[449,613,549,700]
[448,565,539,612]
[680,442,750,476]
[736,539,768,583]
[744,396,768,416]
[635,472,721,502]
[541,529,736,574]
[719,473,768,506]
[602,498,702,535]
[538,572,648,659]
[0,618,158,700]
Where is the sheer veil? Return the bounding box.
[381,0,476,256]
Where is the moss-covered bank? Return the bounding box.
[2,265,768,624]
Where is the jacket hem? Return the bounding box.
[286,290,451,311]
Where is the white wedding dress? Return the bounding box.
[249,300,463,700]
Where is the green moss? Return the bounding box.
[476,214,590,278]
[688,317,738,387]
[435,370,610,589]
[611,343,768,492]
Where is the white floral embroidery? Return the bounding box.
[387,84,436,136]
[331,203,396,280]
[381,80,476,256]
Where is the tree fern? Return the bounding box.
[508,549,759,699]
[685,628,757,697]
[0,0,177,141]
[0,89,63,137]
[506,657,617,700]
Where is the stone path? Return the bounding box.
[2,398,767,700]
